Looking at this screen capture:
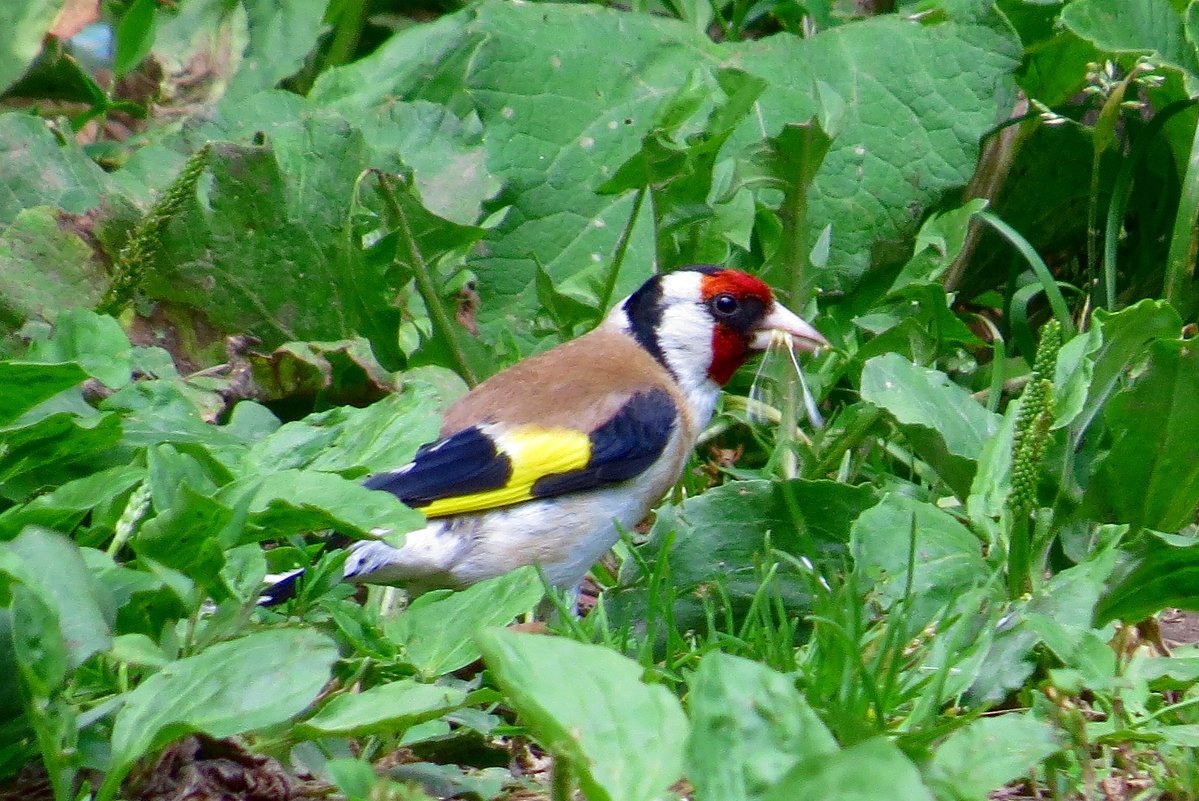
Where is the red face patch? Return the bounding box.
[708,326,749,385]
[699,270,777,385]
[699,270,774,305]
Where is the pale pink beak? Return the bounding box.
[751,303,828,353]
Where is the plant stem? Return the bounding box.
[1163,115,1199,313]
[1007,512,1031,598]
[375,173,479,387]
[597,187,647,317]
[1087,147,1102,303]
[784,155,812,307]
[1101,99,1197,310]
[808,406,882,478]
[780,384,799,479]
[550,756,574,801]
[978,211,1075,336]
[323,0,369,70]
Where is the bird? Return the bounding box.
[262,265,826,604]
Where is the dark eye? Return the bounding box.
[713,294,739,316]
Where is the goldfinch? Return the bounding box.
[264,266,825,602]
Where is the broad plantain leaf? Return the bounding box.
[763,737,934,801]
[851,494,988,634]
[108,629,338,783]
[1083,338,1199,532]
[686,652,836,801]
[1097,532,1199,624]
[0,207,109,329]
[0,362,88,427]
[1063,0,1199,78]
[0,527,113,669]
[386,566,544,678]
[476,629,687,801]
[860,353,1001,498]
[298,680,466,738]
[926,715,1060,801]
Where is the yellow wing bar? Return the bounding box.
[420,426,591,517]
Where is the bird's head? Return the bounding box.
[612,265,827,392]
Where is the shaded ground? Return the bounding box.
[1159,609,1199,649]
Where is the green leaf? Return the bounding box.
[146,444,222,512]
[926,715,1059,801]
[686,652,837,801]
[0,410,123,502]
[326,759,378,801]
[1073,300,1181,440]
[135,482,232,586]
[851,494,988,633]
[965,400,1017,525]
[618,479,871,628]
[113,0,158,78]
[1083,338,1199,532]
[146,117,404,367]
[382,762,508,801]
[535,257,599,340]
[9,585,69,698]
[968,547,1119,703]
[109,633,170,669]
[1062,0,1199,77]
[0,0,61,94]
[476,629,688,801]
[0,362,87,426]
[352,100,501,227]
[223,0,328,103]
[602,66,768,269]
[859,353,1001,498]
[107,629,338,781]
[1035,622,1118,693]
[298,680,466,738]
[385,567,544,677]
[103,379,259,468]
[0,114,115,226]
[1097,533,1199,624]
[0,206,110,331]
[311,1,1018,329]
[150,0,326,109]
[1050,323,1101,431]
[753,117,834,289]
[888,199,988,293]
[0,465,143,540]
[0,610,26,719]
[730,12,1020,292]
[248,377,454,474]
[218,469,426,541]
[248,338,397,406]
[8,585,79,800]
[25,310,133,389]
[763,737,934,801]
[0,527,113,669]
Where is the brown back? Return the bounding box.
[440,327,689,437]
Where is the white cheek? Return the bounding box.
[658,304,712,370]
[657,303,721,429]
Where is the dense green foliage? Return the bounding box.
[4,0,1199,798]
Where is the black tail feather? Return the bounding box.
[258,533,353,606]
[258,569,305,606]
